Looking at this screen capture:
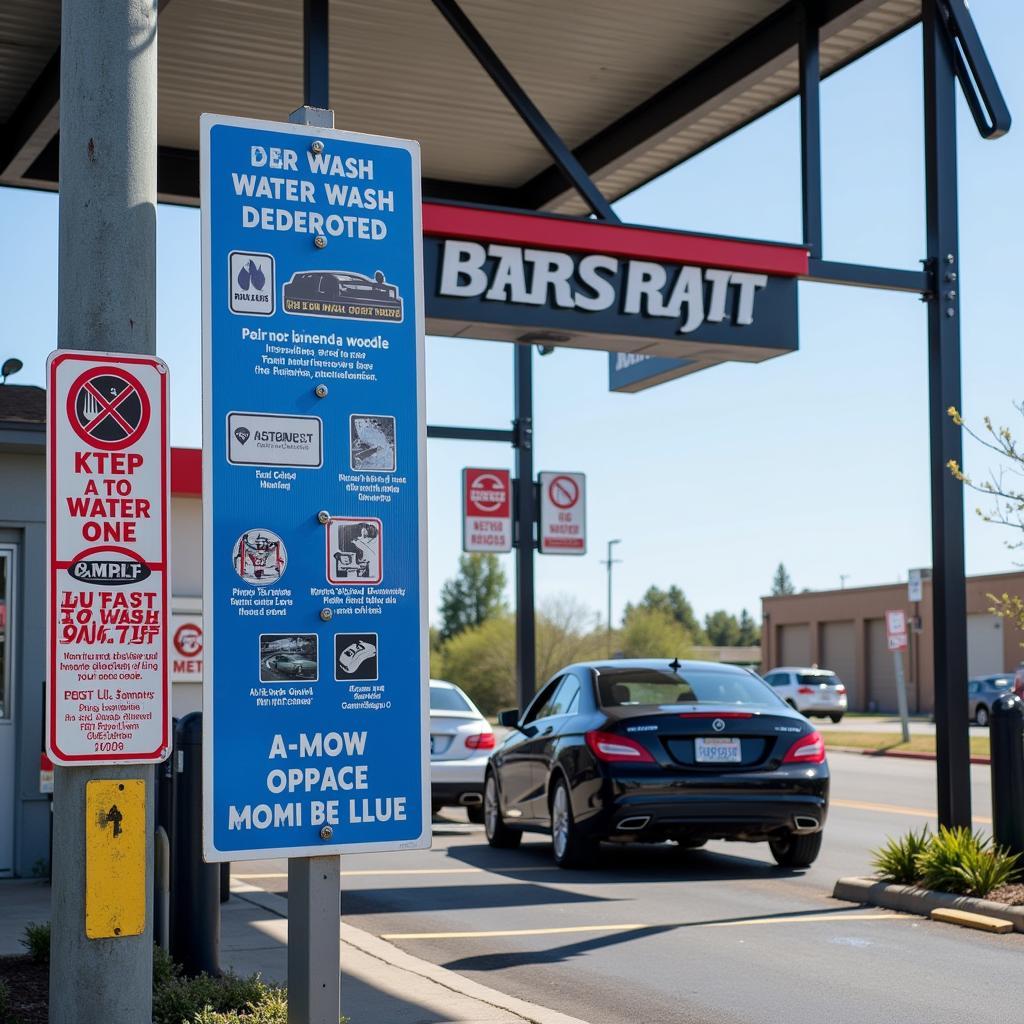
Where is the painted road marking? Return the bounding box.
[381,912,906,940]
[832,798,992,824]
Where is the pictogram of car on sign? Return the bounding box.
[338,640,376,675]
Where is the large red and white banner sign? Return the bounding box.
[47,351,170,765]
[539,471,586,555]
[885,608,908,652]
[462,468,512,553]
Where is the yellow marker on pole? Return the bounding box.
[85,780,146,939]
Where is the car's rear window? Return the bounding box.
[430,686,473,712]
[797,673,838,686]
[987,677,1012,689]
[596,667,780,709]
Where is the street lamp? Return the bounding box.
[602,539,622,656]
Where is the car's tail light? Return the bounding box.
[836,685,847,694]
[585,730,655,763]
[465,732,495,750]
[797,686,816,695]
[782,730,826,764]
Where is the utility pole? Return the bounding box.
[50,1,158,1020]
[603,540,622,656]
[839,574,850,589]
[514,344,537,711]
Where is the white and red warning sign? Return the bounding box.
[885,608,909,652]
[462,468,513,553]
[46,350,170,765]
[539,471,586,555]
[171,610,203,683]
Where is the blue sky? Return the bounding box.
[1,5,1021,630]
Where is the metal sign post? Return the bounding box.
[200,112,429,1024]
[885,609,912,743]
[48,0,159,1020]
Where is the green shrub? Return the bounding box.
[153,944,181,989]
[20,921,50,963]
[191,988,288,1023]
[872,825,932,884]
[915,826,1020,897]
[151,969,279,1024]
[0,978,11,1018]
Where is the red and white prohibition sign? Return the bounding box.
[539,471,586,555]
[67,365,151,451]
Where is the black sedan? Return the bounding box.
[485,659,829,869]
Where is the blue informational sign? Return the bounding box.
[200,114,428,860]
[608,351,707,393]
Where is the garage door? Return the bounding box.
[779,624,810,667]
[821,621,860,710]
[867,618,900,712]
[967,614,1003,677]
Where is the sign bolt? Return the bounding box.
[945,253,955,264]
[946,307,955,318]
[320,607,333,622]
[311,140,324,155]
[317,510,330,525]
[320,825,334,840]
[314,235,327,250]
[314,384,328,398]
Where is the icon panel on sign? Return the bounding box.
[229,251,275,316]
[326,517,382,585]
[350,414,396,472]
[233,528,287,585]
[260,633,318,682]
[335,634,378,682]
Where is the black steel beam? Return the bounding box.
[799,2,823,259]
[303,0,330,110]
[513,345,537,711]
[427,425,515,444]
[805,260,929,294]
[0,50,60,178]
[923,0,971,829]
[431,0,618,222]
[518,0,912,212]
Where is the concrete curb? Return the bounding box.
[833,876,1024,932]
[828,745,991,766]
[230,881,591,1024]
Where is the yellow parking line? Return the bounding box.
[832,798,992,825]
[382,912,906,941]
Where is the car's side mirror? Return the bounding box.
[497,709,520,728]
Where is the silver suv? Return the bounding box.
[762,667,848,723]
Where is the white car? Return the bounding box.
[762,667,848,722]
[429,679,494,823]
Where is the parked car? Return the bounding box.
[485,659,829,869]
[430,679,494,823]
[761,667,848,722]
[265,653,317,678]
[968,674,1013,727]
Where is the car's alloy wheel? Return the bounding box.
[550,779,597,869]
[484,773,521,849]
[769,831,823,868]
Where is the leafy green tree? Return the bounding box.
[624,585,706,643]
[438,553,507,640]
[771,563,795,596]
[439,614,517,714]
[737,608,761,646]
[704,609,741,647]
[617,607,694,659]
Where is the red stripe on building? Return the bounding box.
[171,447,201,496]
[422,203,808,277]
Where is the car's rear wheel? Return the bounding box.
[466,804,485,825]
[431,800,443,816]
[829,713,844,724]
[674,838,707,850]
[975,705,990,728]
[550,779,597,869]
[769,831,823,868]
[484,773,521,849]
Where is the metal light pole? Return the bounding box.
[603,539,622,656]
[50,0,158,1020]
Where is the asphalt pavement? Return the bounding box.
[234,753,1017,1024]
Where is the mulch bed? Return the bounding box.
[987,883,1024,907]
[0,955,48,1024]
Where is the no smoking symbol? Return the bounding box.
[548,476,579,509]
[67,366,151,451]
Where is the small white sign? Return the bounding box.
[463,468,512,553]
[908,568,923,603]
[539,471,586,555]
[229,251,275,315]
[227,411,323,468]
[885,608,908,652]
[47,350,171,765]
[171,611,204,683]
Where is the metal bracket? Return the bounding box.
[939,0,1011,139]
[289,105,335,128]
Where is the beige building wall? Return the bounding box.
[761,572,1024,714]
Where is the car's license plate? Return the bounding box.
[694,737,742,763]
